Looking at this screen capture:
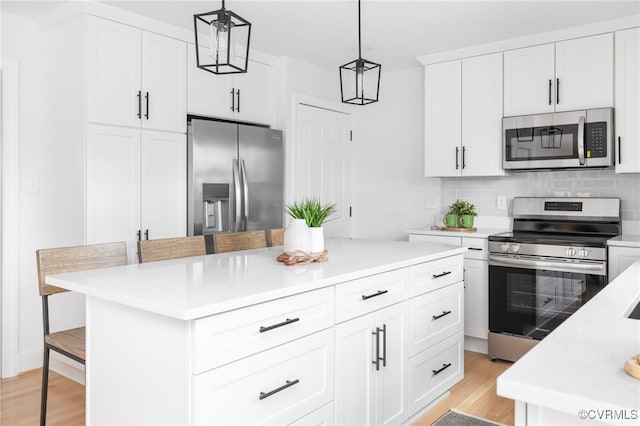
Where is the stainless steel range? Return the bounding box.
[488,197,621,362]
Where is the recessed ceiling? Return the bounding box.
[3,1,639,71]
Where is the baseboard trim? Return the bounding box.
[403,390,450,425]
[464,336,488,354]
[19,348,85,384]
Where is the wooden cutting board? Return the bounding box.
[433,226,477,232]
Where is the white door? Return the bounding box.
[86,124,141,245]
[186,43,234,120]
[375,303,409,426]
[140,130,187,240]
[463,259,488,339]
[335,313,376,426]
[233,60,274,125]
[503,43,555,116]
[295,103,353,238]
[141,32,187,133]
[86,16,141,128]
[461,52,504,177]
[555,33,613,112]
[424,60,461,177]
[615,28,640,174]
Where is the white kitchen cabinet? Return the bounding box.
[424,53,504,177]
[615,27,640,174]
[503,33,613,116]
[608,246,640,281]
[87,125,186,254]
[187,43,275,125]
[87,16,186,133]
[335,302,408,426]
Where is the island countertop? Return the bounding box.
[497,260,640,424]
[46,238,466,321]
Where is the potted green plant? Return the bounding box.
[447,199,477,228]
[285,198,336,253]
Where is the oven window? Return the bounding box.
[489,265,606,340]
[505,123,578,161]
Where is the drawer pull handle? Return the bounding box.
[432,363,452,376]
[432,310,452,320]
[362,290,388,300]
[468,247,483,251]
[259,317,300,333]
[432,271,452,279]
[258,379,300,400]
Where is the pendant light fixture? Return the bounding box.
[193,0,251,74]
[339,0,381,105]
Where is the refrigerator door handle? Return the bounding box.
[233,160,242,232]
[240,159,249,231]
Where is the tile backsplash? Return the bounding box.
[441,170,640,220]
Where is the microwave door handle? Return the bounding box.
[578,116,586,165]
[233,160,242,232]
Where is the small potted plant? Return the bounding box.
[285,198,336,253]
[447,199,477,228]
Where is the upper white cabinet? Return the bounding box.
[614,27,640,174]
[425,52,504,177]
[187,44,275,125]
[87,16,186,133]
[504,33,613,116]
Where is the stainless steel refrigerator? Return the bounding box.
[187,118,284,241]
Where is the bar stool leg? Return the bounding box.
[40,346,50,426]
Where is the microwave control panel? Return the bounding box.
[585,122,607,158]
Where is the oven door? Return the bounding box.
[488,255,607,340]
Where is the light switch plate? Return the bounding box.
[497,195,507,210]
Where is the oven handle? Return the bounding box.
[489,256,606,276]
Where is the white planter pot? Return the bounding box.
[309,227,325,254]
[284,219,311,255]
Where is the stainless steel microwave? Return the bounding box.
[503,108,614,170]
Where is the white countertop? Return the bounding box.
[47,239,466,321]
[497,261,640,424]
[608,234,640,248]
[406,227,510,239]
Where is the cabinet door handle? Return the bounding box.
[137,91,142,119]
[618,136,622,164]
[380,324,387,368]
[144,92,149,119]
[548,79,552,105]
[362,289,388,300]
[137,230,141,241]
[259,317,300,333]
[432,271,452,279]
[432,363,452,376]
[468,247,483,251]
[230,88,235,112]
[259,379,300,400]
[372,328,380,371]
[432,310,452,320]
[462,146,466,169]
[455,147,459,170]
[556,78,560,104]
[236,89,241,113]
[144,229,149,240]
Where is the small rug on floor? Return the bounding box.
[432,409,505,426]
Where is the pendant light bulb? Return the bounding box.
[355,60,365,99]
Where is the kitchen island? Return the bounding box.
[497,260,640,426]
[48,238,467,425]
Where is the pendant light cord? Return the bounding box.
[358,0,362,59]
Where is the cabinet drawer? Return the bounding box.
[334,269,408,323]
[192,329,334,425]
[408,331,464,415]
[192,287,334,373]
[462,237,487,260]
[408,254,464,297]
[408,282,464,356]
[289,402,334,425]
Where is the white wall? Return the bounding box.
[353,67,441,240]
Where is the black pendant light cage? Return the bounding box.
[194,1,251,75]
[340,0,381,105]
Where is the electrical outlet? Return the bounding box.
[497,195,507,210]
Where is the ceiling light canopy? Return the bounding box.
[340,0,381,105]
[193,0,251,75]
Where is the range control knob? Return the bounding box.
[501,244,510,252]
[510,244,521,254]
[578,249,589,257]
[566,248,577,257]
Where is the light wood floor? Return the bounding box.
[1,351,512,425]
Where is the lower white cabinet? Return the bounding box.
[608,245,640,281]
[335,302,409,426]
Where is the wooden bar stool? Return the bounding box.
[213,230,267,253]
[138,235,207,263]
[266,228,285,247]
[35,241,128,426]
